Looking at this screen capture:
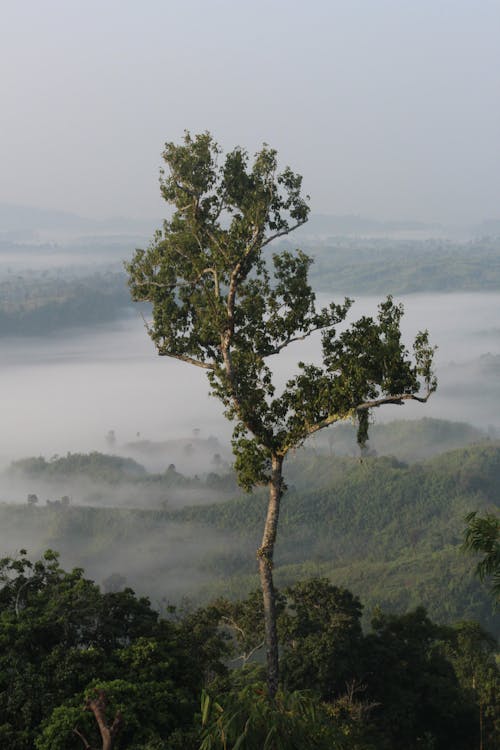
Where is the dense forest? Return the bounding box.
[0,551,498,749]
[0,268,130,335]
[303,235,500,294]
[2,425,499,634]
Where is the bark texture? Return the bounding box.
[257,454,284,697]
[82,691,123,750]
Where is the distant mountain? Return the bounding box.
[2,202,498,247]
[295,214,443,238]
[474,219,500,236]
[0,203,447,239]
[0,202,161,238]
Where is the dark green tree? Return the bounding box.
[446,621,500,750]
[463,511,500,603]
[363,608,477,749]
[0,551,227,750]
[280,579,364,700]
[126,131,436,696]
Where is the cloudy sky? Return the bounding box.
[1,0,499,224]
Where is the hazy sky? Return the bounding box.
[2,1,499,224]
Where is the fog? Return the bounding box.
[2,1,500,606]
[0,320,227,467]
[1,291,499,471]
[0,500,245,603]
[1,290,498,598]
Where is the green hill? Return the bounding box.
[1,440,499,632]
[303,236,500,294]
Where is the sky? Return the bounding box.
[1,0,499,225]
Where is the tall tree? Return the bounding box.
[126,131,436,696]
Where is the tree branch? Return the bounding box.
[207,229,230,263]
[220,616,265,665]
[230,640,265,665]
[303,388,433,439]
[85,691,123,750]
[133,267,216,291]
[73,727,93,749]
[261,219,308,249]
[264,325,325,357]
[158,351,215,369]
[132,280,175,290]
[174,180,198,198]
[15,578,31,617]
[355,390,433,411]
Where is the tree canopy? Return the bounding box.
[127,132,436,485]
[0,551,497,749]
[463,511,500,603]
[127,131,436,695]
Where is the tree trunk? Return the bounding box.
[85,692,122,750]
[257,453,284,698]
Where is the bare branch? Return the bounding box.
[303,414,341,438]
[174,180,198,198]
[303,388,433,439]
[221,615,265,665]
[133,267,216,292]
[356,390,433,411]
[230,640,265,665]
[15,578,31,617]
[221,614,246,640]
[264,325,325,357]
[140,311,153,336]
[132,280,175,290]
[72,727,93,749]
[261,219,308,249]
[158,351,216,369]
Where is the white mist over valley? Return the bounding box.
[2,291,499,474]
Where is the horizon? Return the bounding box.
[2,1,500,226]
[1,199,499,233]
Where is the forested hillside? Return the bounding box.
[2,441,499,632]
[2,234,500,335]
[302,235,500,293]
[0,269,130,335]
[1,552,498,749]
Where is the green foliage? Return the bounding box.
[0,551,228,750]
[201,580,499,750]
[179,444,500,630]
[280,580,364,699]
[36,678,183,750]
[445,621,500,746]
[126,131,435,490]
[363,608,477,749]
[463,511,500,602]
[304,235,500,294]
[126,131,437,694]
[2,441,500,630]
[199,682,346,750]
[9,451,147,482]
[0,552,498,749]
